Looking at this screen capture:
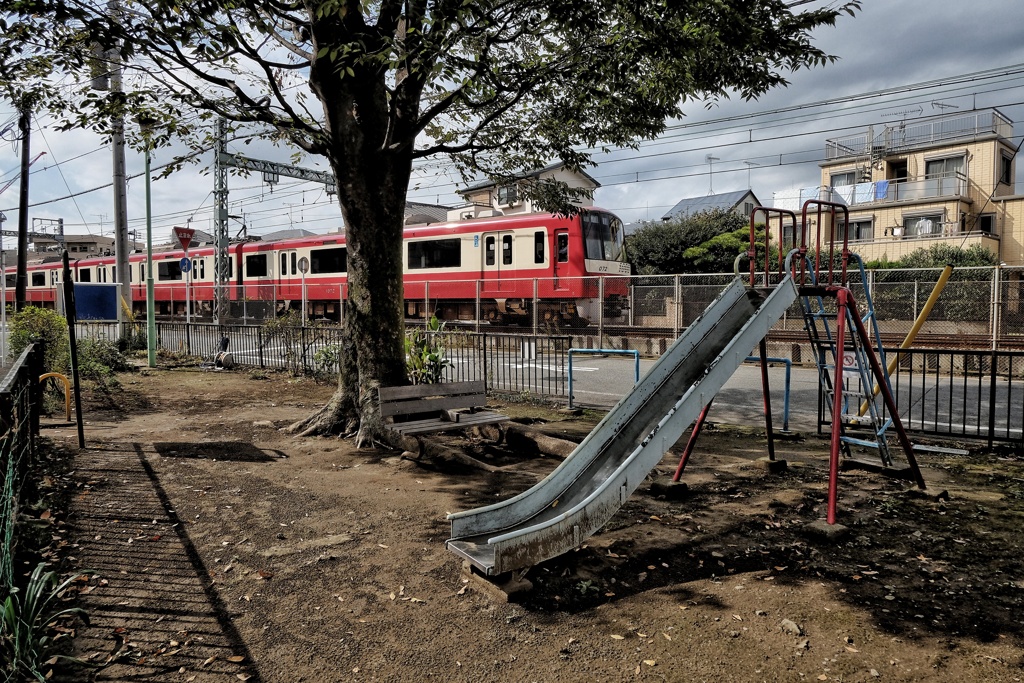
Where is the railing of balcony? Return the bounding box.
[825,109,1012,160]
[831,171,967,205]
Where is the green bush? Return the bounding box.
[8,307,70,375]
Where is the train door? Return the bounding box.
[278,249,299,305]
[481,231,515,296]
[243,250,276,318]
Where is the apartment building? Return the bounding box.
[775,108,1024,266]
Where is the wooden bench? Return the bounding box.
[379,380,508,437]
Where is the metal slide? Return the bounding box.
[447,275,799,576]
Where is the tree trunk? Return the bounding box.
[289,60,414,444]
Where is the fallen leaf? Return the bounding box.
[227,656,245,663]
[643,660,656,666]
[201,656,215,667]
[258,571,274,580]
[818,676,828,681]
[378,544,389,549]
[662,633,672,641]
[237,675,252,681]
[846,646,860,653]
[40,510,51,520]
[610,634,625,640]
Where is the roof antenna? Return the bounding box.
[705,155,720,195]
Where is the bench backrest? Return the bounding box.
[378,380,487,418]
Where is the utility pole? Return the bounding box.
[16,103,30,311]
[108,0,131,314]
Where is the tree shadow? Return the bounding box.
[153,441,286,462]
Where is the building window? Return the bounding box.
[978,214,995,234]
[534,231,545,264]
[497,184,518,205]
[830,171,856,187]
[246,254,268,277]
[902,213,943,237]
[1000,154,1013,186]
[841,219,874,241]
[742,202,754,216]
[407,239,460,270]
[925,155,964,178]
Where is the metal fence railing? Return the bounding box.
[818,347,1024,446]
[0,343,43,596]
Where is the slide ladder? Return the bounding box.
[447,274,798,576]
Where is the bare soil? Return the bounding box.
[45,366,1024,682]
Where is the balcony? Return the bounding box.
[772,172,966,211]
[833,172,967,206]
[825,109,1013,161]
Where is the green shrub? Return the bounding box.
[1,563,93,682]
[405,315,450,384]
[8,307,70,375]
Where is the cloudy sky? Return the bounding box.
[2,0,1024,248]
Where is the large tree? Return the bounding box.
[0,0,858,443]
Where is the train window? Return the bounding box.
[158,260,184,281]
[290,252,297,274]
[581,212,625,262]
[31,272,45,287]
[246,254,268,277]
[112,266,116,282]
[407,239,460,270]
[199,259,206,279]
[485,236,495,266]
[502,235,513,265]
[78,269,91,283]
[311,247,347,273]
[557,234,569,263]
[280,253,288,276]
[534,231,545,264]
[139,264,145,281]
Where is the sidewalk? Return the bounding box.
[56,436,259,682]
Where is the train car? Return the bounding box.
[5,209,630,326]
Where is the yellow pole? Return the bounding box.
[859,264,953,416]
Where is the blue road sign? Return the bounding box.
[180,257,192,273]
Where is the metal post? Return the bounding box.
[15,105,29,312]
[532,278,539,337]
[826,290,848,525]
[598,277,605,347]
[991,265,1001,350]
[474,280,481,334]
[301,270,307,325]
[673,275,681,338]
[144,140,156,367]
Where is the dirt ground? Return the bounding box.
[42,365,1024,682]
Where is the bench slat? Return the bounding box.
[379,380,486,402]
[379,380,507,436]
[380,393,485,418]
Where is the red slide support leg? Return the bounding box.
[673,401,712,482]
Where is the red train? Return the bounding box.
[7,209,631,326]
